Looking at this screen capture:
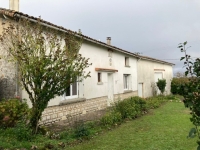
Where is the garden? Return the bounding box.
[0,95,195,149]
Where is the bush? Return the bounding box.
[0,121,33,142]
[156,79,166,94]
[115,97,147,119]
[0,99,30,127]
[145,96,165,109]
[60,131,69,140]
[100,111,122,126]
[100,96,149,128]
[14,122,33,141]
[73,121,90,139]
[171,77,189,95]
[132,96,148,112]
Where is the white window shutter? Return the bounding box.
[129,75,132,90]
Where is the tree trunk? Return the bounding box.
[30,100,48,134]
[30,106,42,134]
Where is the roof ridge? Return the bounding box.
[0,7,174,66]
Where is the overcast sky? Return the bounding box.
[1,0,200,75]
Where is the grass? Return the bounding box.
[0,99,198,149]
[67,102,197,150]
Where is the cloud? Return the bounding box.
[1,0,200,74]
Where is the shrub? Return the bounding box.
[131,96,148,112]
[114,96,147,119]
[115,99,136,119]
[14,122,33,141]
[0,99,30,127]
[171,77,189,95]
[73,121,90,139]
[0,121,33,142]
[145,96,165,109]
[156,79,166,94]
[100,111,122,126]
[60,131,69,140]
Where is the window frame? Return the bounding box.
[124,74,129,90]
[125,57,130,67]
[97,72,103,85]
[98,72,102,83]
[64,81,78,99]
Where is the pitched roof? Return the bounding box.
[0,7,174,66]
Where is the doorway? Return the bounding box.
[138,83,143,97]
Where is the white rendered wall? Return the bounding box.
[137,59,173,97]
[80,41,138,100]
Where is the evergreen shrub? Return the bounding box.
[0,99,30,127]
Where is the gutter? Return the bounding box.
[141,57,174,66]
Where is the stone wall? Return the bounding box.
[40,91,137,126]
[0,76,16,100]
[114,91,138,102]
[0,39,17,99]
[0,19,18,100]
[0,57,17,100]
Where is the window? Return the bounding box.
[125,57,129,66]
[65,81,78,99]
[124,74,130,90]
[98,72,102,82]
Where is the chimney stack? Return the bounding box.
[78,29,82,34]
[9,0,19,11]
[107,37,111,45]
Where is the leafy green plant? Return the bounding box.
[114,97,147,119]
[178,41,200,149]
[171,77,189,95]
[115,99,136,119]
[0,99,30,127]
[14,122,33,141]
[145,97,164,109]
[60,131,69,139]
[156,79,166,94]
[100,111,122,126]
[100,113,113,126]
[73,121,90,139]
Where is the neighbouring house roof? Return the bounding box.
[0,8,174,66]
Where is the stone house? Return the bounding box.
[0,1,173,125]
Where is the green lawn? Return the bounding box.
[68,102,197,150]
[0,101,198,150]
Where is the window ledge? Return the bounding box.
[97,82,103,85]
[59,98,86,105]
[123,90,133,93]
[125,65,131,68]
